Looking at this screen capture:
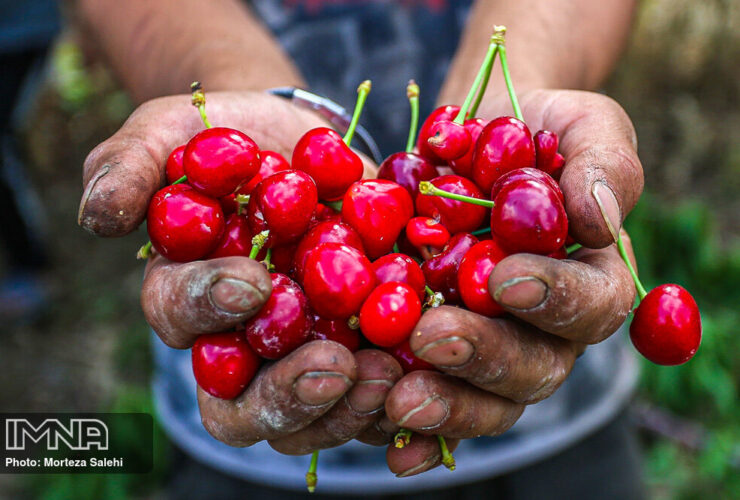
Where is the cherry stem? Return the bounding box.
[190,82,212,129]
[424,286,445,309]
[347,315,360,330]
[394,428,412,448]
[405,80,420,153]
[136,241,153,260]
[172,175,188,185]
[495,32,524,122]
[418,181,494,208]
[454,29,501,125]
[437,436,456,471]
[468,46,497,118]
[472,227,491,236]
[393,242,401,253]
[323,199,343,212]
[262,248,273,271]
[566,243,582,255]
[617,233,647,300]
[249,230,270,260]
[343,80,372,146]
[236,194,250,216]
[305,450,319,493]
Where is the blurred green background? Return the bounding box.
[0,0,737,498]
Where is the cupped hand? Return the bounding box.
[382,89,644,476]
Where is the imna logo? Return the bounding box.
[5,419,108,451]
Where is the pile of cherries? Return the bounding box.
[137,26,701,486]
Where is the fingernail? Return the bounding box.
[294,371,352,406]
[396,456,438,478]
[415,337,474,367]
[592,181,621,243]
[78,165,110,232]
[494,276,548,310]
[209,278,264,314]
[346,379,394,414]
[397,396,449,430]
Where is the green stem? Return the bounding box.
[172,175,188,185]
[236,194,250,216]
[305,450,319,493]
[453,35,500,125]
[425,285,435,296]
[405,80,420,153]
[343,80,372,146]
[468,52,496,118]
[249,230,270,260]
[472,227,491,236]
[190,82,212,129]
[136,241,153,260]
[393,243,401,253]
[323,199,343,212]
[394,428,412,448]
[437,436,456,471]
[617,234,647,300]
[418,181,494,208]
[497,43,523,121]
[566,243,583,255]
[263,248,273,270]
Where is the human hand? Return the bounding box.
[381,89,644,476]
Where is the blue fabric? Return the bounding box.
[0,0,61,54]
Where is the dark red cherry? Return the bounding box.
[491,178,568,255]
[449,118,487,178]
[147,184,225,262]
[310,315,361,352]
[341,179,414,260]
[422,233,479,304]
[360,282,421,348]
[630,284,701,366]
[472,116,535,194]
[384,338,435,374]
[165,145,186,184]
[534,130,565,180]
[405,217,451,253]
[458,240,508,317]
[192,332,260,399]
[247,170,318,246]
[244,273,313,360]
[309,203,342,228]
[183,127,261,198]
[293,221,365,284]
[376,152,439,199]
[238,149,291,196]
[548,246,568,260]
[372,253,426,301]
[490,167,564,205]
[292,127,364,201]
[416,105,460,163]
[415,175,487,234]
[207,213,253,259]
[426,120,471,161]
[269,243,297,275]
[302,243,376,319]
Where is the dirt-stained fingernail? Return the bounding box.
[494,276,548,310]
[592,181,621,243]
[209,278,265,314]
[396,455,439,478]
[294,371,352,406]
[78,164,110,232]
[346,379,394,414]
[415,337,474,367]
[397,396,449,430]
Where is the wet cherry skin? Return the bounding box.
[426,120,472,161]
[359,282,422,348]
[165,145,186,184]
[421,232,479,304]
[206,213,253,259]
[534,130,565,180]
[630,284,702,366]
[372,253,426,301]
[293,221,365,284]
[192,332,260,399]
[183,127,261,198]
[458,240,509,317]
[416,105,460,163]
[384,338,435,374]
[310,315,361,352]
[449,118,487,178]
[405,217,451,252]
[376,152,439,199]
[415,175,487,235]
[147,184,225,262]
[472,116,536,194]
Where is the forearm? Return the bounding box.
[76,0,304,103]
[438,0,636,104]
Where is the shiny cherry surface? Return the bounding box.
[472,116,536,194]
[534,129,565,179]
[293,221,365,284]
[165,145,186,184]
[310,316,361,352]
[415,175,487,234]
[426,120,471,161]
[359,282,422,348]
[376,152,439,199]
[422,232,478,304]
[416,105,460,163]
[238,149,291,196]
[491,167,564,204]
[372,253,426,301]
[192,332,260,399]
[405,217,451,252]
[206,213,252,259]
[384,338,435,374]
[458,240,508,317]
[449,118,487,178]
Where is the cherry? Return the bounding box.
[449,118,487,178]
[183,127,261,198]
[630,284,701,365]
[165,145,186,184]
[206,212,253,259]
[405,217,451,255]
[490,178,568,255]
[491,167,564,205]
[302,242,376,320]
[247,170,318,246]
[341,179,414,260]
[426,121,471,161]
[147,184,225,262]
[192,332,260,399]
[472,116,535,194]
[422,232,479,304]
[293,220,365,284]
[458,240,508,317]
[372,253,426,301]
[377,152,438,199]
[310,315,361,352]
[359,282,422,348]
[384,338,435,374]
[244,273,313,360]
[415,175,487,234]
[269,243,298,275]
[547,246,568,260]
[416,105,460,163]
[309,203,342,228]
[534,130,565,180]
[239,150,291,195]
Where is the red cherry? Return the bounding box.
[491,178,569,255]
[534,130,565,180]
[341,179,414,260]
[309,203,342,228]
[384,338,435,374]
[292,127,364,200]
[376,152,439,199]
[207,213,253,259]
[310,316,361,352]
[302,243,376,319]
[293,221,365,284]
[547,246,568,260]
[630,284,701,365]
[416,105,460,163]
[372,253,426,301]
[244,273,313,360]
[421,233,478,304]
[472,116,535,194]
[449,118,487,178]
[192,332,260,399]
[147,184,224,262]
[405,217,451,252]
[490,167,564,205]
[238,149,292,196]
[165,145,186,184]
[247,170,318,246]
[458,240,508,317]
[269,243,297,275]
[415,175,487,234]
[359,282,421,348]
[183,127,261,198]
[426,120,472,161]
